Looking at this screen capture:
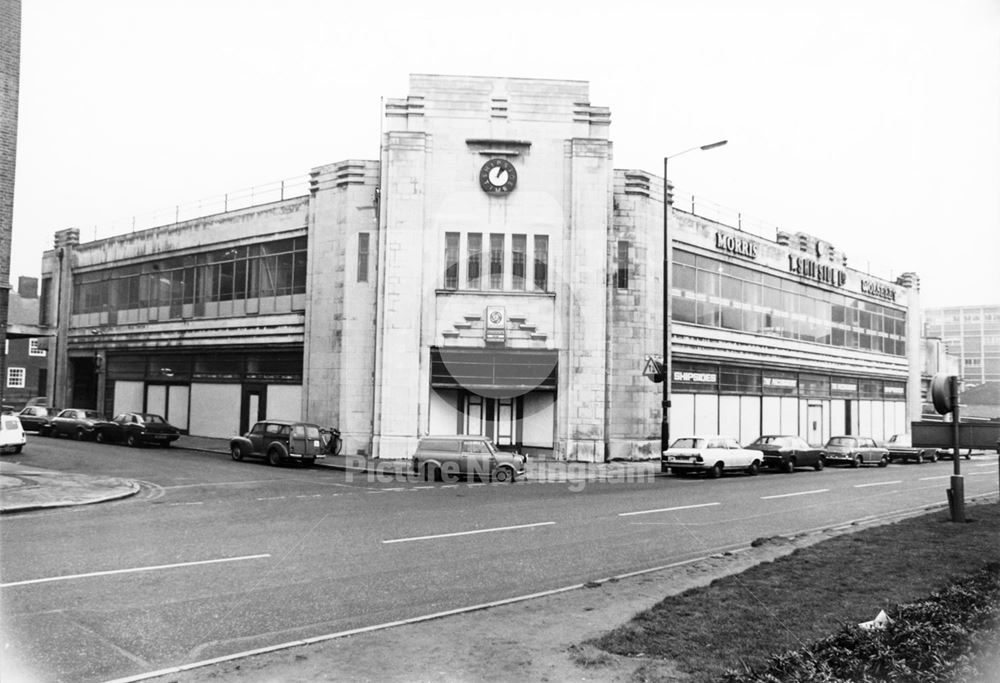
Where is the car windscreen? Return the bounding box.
[827,437,856,447]
[141,414,166,424]
[670,438,705,449]
[83,411,102,419]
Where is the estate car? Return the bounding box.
[412,435,526,483]
[823,436,889,468]
[230,420,328,466]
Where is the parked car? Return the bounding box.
[745,435,825,472]
[0,414,27,454]
[822,436,889,467]
[936,446,972,460]
[412,435,526,483]
[230,420,328,466]
[661,435,762,478]
[94,412,181,447]
[49,409,106,440]
[16,406,60,434]
[885,433,938,464]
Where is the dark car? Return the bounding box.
[229,420,329,466]
[49,408,106,440]
[16,406,60,434]
[746,435,825,472]
[823,436,889,468]
[412,435,527,482]
[94,412,181,447]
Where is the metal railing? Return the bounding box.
[84,174,312,243]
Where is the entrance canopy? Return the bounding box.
[430,347,557,399]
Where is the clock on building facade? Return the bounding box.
[479,158,517,194]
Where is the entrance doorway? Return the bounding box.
[464,395,520,447]
[240,385,267,434]
[807,404,823,446]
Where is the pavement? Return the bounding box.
[0,434,662,513]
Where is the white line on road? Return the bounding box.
[255,496,286,501]
[854,480,902,488]
[382,522,555,544]
[166,501,204,506]
[920,475,953,481]
[761,489,829,500]
[1,554,272,589]
[618,502,721,517]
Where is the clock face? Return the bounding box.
[479,158,517,194]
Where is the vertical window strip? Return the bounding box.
[444,232,460,289]
[512,234,526,290]
[533,235,548,291]
[489,234,504,289]
[467,233,482,289]
[617,240,630,289]
[357,232,370,283]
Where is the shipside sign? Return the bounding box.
[715,232,760,259]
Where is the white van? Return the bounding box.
[1,414,27,454]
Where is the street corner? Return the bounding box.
[0,461,140,514]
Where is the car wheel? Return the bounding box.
[95,431,106,444]
[708,463,723,479]
[230,446,244,461]
[267,448,283,467]
[74,428,86,441]
[851,456,861,468]
[783,459,795,474]
[493,467,512,483]
[814,457,824,471]
[13,444,22,454]
[929,452,937,463]
[422,464,440,482]
[746,461,760,476]
[126,434,138,448]
[878,455,888,468]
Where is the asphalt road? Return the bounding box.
[2,438,997,683]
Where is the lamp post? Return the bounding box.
[662,140,727,454]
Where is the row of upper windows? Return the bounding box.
[671,250,907,356]
[68,238,308,316]
[442,232,550,292]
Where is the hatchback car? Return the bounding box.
[94,412,181,447]
[16,406,59,434]
[745,435,825,472]
[823,436,889,467]
[230,420,328,466]
[412,435,526,483]
[0,414,27,454]
[49,408,106,440]
[661,435,762,478]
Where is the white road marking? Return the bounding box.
[382,522,555,545]
[255,496,285,501]
[618,502,720,517]
[854,480,902,488]
[1,554,271,588]
[761,489,829,500]
[166,501,204,506]
[919,475,952,481]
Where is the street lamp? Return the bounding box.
[662,140,728,454]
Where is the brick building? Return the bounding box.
[40,74,922,460]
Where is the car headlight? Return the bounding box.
[694,455,703,463]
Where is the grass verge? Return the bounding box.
[587,500,1000,682]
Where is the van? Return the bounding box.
[412,435,526,483]
[1,414,27,454]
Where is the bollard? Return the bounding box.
[949,475,966,523]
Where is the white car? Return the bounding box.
[661,435,762,478]
[0,414,27,454]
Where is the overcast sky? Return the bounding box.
[11,0,1000,309]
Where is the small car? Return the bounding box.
[230,420,329,466]
[16,406,60,434]
[746,435,825,472]
[0,414,27,454]
[49,408,106,440]
[94,412,181,447]
[661,435,762,478]
[822,436,889,468]
[412,435,526,483]
[885,433,938,464]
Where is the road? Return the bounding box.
[1,438,997,683]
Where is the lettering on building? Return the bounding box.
[832,382,857,392]
[860,279,897,302]
[673,371,717,383]
[763,376,797,388]
[788,254,847,287]
[715,232,760,259]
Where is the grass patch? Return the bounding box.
[588,502,1000,682]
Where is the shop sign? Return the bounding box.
[763,376,797,389]
[832,381,857,393]
[861,279,897,302]
[673,371,717,383]
[884,385,905,396]
[788,254,846,287]
[715,232,760,259]
[485,306,506,343]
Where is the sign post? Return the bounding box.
[931,373,965,523]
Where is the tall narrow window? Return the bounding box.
[444,232,460,289]
[467,233,482,289]
[357,232,370,283]
[489,233,504,289]
[533,235,548,291]
[512,234,526,290]
[617,240,630,289]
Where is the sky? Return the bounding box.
[11,0,1000,309]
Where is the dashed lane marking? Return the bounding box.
[761,489,829,500]
[619,502,721,517]
[382,521,555,545]
[1,554,271,588]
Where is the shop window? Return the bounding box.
[673,263,696,292]
[672,296,697,324]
